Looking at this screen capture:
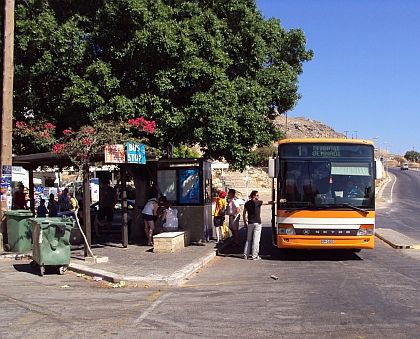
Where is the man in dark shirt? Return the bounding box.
[12,184,26,210]
[242,190,274,260]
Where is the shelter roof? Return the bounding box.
[12,151,156,170]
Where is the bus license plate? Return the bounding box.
[320,239,334,244]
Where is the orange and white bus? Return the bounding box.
[268,138,382,251]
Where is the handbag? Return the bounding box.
[222,224,230,239]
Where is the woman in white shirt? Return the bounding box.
[142,198,158,245]
[161,201,179,232]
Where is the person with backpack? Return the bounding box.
[213,190,226,244]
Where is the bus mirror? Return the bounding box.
[375,160,383,180]
[268,158,276,178]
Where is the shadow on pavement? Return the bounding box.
[219,225,363,262]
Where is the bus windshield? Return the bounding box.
[279,143,375,209]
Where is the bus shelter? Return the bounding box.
[11,151,157,255]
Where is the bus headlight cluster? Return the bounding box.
[278,224,296,235]
[357,225,374,236]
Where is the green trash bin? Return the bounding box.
[31,217,74,276]
[4,210,34,252]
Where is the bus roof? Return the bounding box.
[278,138,374,146]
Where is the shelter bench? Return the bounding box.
[153,230,191,254]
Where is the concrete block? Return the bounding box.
[84,255,109,263]
[153,230,191,254]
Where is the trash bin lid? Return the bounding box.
[4,210,34,217]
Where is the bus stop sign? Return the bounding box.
[126,142,146,164]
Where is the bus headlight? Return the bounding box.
[357,225,374,236]
[278,224,296,235]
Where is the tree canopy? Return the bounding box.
[5,0,313,170]
[404,150,420,162]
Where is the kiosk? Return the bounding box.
[156,159,212,242]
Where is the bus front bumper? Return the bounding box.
[276,235,374,249]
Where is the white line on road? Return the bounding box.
[133,292,173,324]
[389,172,397,203]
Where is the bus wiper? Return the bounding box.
[334,203,369,215]
[285,204,330,212]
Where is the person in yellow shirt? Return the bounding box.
[69,193,78,210]
[213,190,226,244]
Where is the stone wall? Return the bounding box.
[212,167,275,198]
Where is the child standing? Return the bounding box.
[37,199,48,217]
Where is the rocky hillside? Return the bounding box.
[273,115,346,139]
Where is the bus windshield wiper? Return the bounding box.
[284,203,330,211]
[333,203,369,215]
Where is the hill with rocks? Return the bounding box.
[273,115,346,139]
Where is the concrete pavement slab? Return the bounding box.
[375,228,420,249]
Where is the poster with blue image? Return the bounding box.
[179,169,200,204]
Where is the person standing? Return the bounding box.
[161,201,179,232]
[12,184,26,210]
[142,198,159,246]
[48,194,58,217]
[58,188,72,212]
[227,189,241,247]
[243,190,275,260]
[94,180,117,238]
[213,190,226,244]
[69,193,78,210]
[37,198,48,217]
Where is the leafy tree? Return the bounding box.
[404,150,420,162]
[251,144,280,167]
[173,144,201,159]
[7,0,312,170]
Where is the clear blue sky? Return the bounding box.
[257,0,420,156]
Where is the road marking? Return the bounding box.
[389,172,396,203]
[181,279,268,288]
[133,292,173,324]
[147,290,164,302]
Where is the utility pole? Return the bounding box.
[1,0,15,217]
[344,130,349,138]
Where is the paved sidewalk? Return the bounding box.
[67,236,225,286]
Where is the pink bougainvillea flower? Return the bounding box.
[128,117,156,133]
[44,123,56,130]
[83,127,95,134]
[53,143,65,153]
[83,139,91,146]
[63,129,72,135]
[143,121,156,133]
[16,121,27,128]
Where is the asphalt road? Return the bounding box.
[1,170,420,338]
[377,166,420,243]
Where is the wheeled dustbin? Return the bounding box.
[4,210,34,252]
[31,218,73,276]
